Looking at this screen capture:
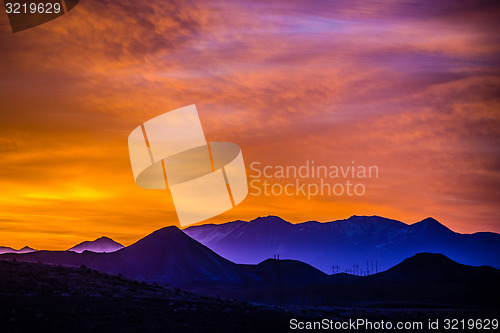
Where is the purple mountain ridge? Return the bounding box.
[67,236,124,253]
[1,222,499,306]
[0,226,260,286]
[1,215,499,286]
[184,215,500,273]
[0,246,36,255]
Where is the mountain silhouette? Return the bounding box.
[371,252,500,284]
[0,226,259,286]
[243,259,329,286]
[0,246,36,255]
[236,253,500,306]
[1,225,499,306]
[324,253,500,306]
[67,236,124,253]
[0,260,294,333]
[184,215,500,273]
[94,226,260,285]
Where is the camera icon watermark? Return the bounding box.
[128,105,248,227]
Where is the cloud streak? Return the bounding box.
[0,0,499,248]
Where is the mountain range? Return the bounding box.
[235,253,500,306]
[0,237,123,255]
[0,226,259,286]
[1,225,498,306]
[184,215,500,273]
[0,246,35,255]
[1,215,500,307]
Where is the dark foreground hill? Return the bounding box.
[233,253,500,307]
[243,259,329,285]
[0,260,297,333]
[1,259,498,333]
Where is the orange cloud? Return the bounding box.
[0,0,499,249]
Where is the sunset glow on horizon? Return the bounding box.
[1,0,499,250]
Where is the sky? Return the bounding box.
[0,0,499,249]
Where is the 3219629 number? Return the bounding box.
[5,2,62,14]
[443,318,498,330]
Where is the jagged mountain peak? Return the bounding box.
[412,217,453,233]
[67,236,124,253]
[250,216,291,224]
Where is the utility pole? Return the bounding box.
[274,253,284,305]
